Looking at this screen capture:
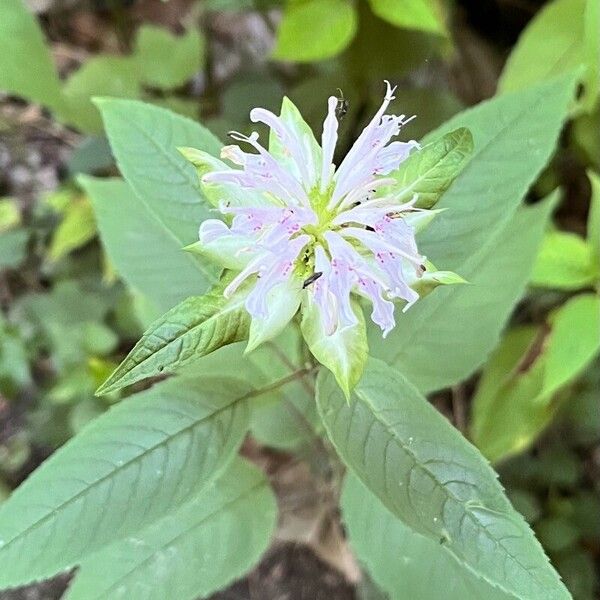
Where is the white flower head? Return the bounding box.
[182,82,461,393]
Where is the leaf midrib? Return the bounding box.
[333,386,559,598]
[113,295,247,386]
[0,390,247,556]
[106,107,219,284]
[89,479,267,599]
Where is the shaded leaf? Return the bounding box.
[0,375,250,588]
[95,98,222,246]
[81,176,218,311]
[62,57,142,133]
[65,459,276,600]
[371,198,555,393]
[342,474,513,600]
[134,25,204,90]
[372,73,578,392]
[317,358,569,599]
[471,294,600,462]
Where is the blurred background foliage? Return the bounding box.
[0,0,599,598]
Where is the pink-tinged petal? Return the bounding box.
[245,234,311,318]
[197,219,257,270]
[356,275,395,336]
[333,177,396,212]
[320,96,339,193]
[340,227,420,305]
[311,245,337,335]
[229,131,311,206]
[341,226,423,268]
[250,107,313,189]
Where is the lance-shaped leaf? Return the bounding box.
[390,127,474,208]
[0,375,250,589]
[342,474,514,600]
[0,0,64,111]
[97,281,250,395]
[471,293,600,463]
[65,459,276,600]
[82,177,218,312]
[95,98,222,245]
[316,358,570,600]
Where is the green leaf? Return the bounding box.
[95,98,222,246]
[96,281,251,395]
[371,198,555,394]
[316,358,570,600]
[133,25,204,90]
[583,0,600,110]
[371,73,578,393]
[272,0,357,62]
[48,196,97,261]
[62,57,142,133]
[499,0,586,96]
[543,293,600,395]
[81,176,217,311]
[471,294,600,462]
[65,458,276,600]
[389,127,474,209]
[367,0,445,35]
[530,230,598,290]
[0,199,21,232]
[0,0,64,111]
[0,375,250,589]
[0,229,28,269]
[301,297,368,398]
[588,170,600,263]
[342,474,514,600]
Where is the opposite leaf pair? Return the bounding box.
[98,82,470,398]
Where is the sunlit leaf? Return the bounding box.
[530,230,598,290]
[367,0,445,35]
[499,0,587,96]
[273,0,357,62]
[588,169,600,263]
[48,196,97,261]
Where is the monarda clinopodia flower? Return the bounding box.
[181,82,463,396]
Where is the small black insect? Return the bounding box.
[303,272,323,288]
[335,88,349,121]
